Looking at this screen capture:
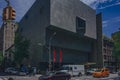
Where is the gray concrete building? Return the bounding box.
[19,0,102,70]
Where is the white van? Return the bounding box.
[60,65,85,76]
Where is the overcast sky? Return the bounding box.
[0,0,120,37]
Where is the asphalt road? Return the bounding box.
[71,74,118,80]
[0,73,119,80]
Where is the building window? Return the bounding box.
[76,17,86,35]
[14,25,16,28]
[104,55,107,60]
[104,49,106,53]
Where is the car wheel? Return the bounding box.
[106,74,109,77]
[78,73,82,77]
[65,78,69,80]
[118,74,120,76]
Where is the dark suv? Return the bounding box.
[39,71,71,80]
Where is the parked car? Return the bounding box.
[118,71,120,76]
[5,67,18,74]
[18,71,28,76]
[92,68,110,78]
[86,68,97,75]
[39,71,71,80]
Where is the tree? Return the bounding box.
[103,35,113,42]
[13,33,30,64]
[112,31,120,60]
[0,51,3,65]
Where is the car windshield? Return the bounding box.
[95,70,102,72]
[46,72,55,76]
[87,69,96,71]
[88,70,94,72]
[62,67,69,70]
[8,68,17,70]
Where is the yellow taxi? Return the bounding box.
[92,68,110,77]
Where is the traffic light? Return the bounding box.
[2,7,9,20]
[2,6,16,20]
[10,7,16,20]
[2,13,7,20]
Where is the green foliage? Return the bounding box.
[13,33,30,64]
[103,35,113,42]
[0,51,3,64]
[112,31,120,60]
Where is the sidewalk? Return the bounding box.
[0,74,42,80]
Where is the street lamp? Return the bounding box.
[3,22,6,57]
[38,43,43,62]
[48,32,56,71]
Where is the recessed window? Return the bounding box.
[76,17,86,35]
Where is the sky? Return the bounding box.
[0,0,120,37]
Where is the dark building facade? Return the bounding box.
[103,36,115,68]
[96,13,103,67]
[19,0,102,69]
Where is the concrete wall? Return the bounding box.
[50,0,96,39]
[50,47,89,64]
[45,28,93,64]
[18,0,100,67]
[19,0,50,65]
[46,28,92,52]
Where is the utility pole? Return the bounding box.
[48,32,56,71]
[5,0,10,6]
